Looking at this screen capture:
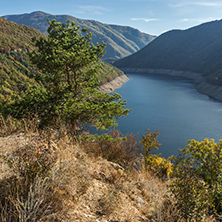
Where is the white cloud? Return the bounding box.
[171,1,222,7]
[131,18,159,22]
[180,17,220,23]
[78,5,109,15]
[181,18,190,22]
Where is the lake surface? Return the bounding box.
[114,73,222,158]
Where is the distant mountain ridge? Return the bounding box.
[114,19,222,87]
[2,11,155,62]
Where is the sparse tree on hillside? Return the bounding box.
[9,19,130,131]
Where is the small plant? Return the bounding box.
[0,131,60,221]
[12,177,55,222]
[2,137,56,182]
[97,186,119,216]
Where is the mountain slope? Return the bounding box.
[0,17,124,104]
[0,17,45,103]
[114,19,222,86]
[2,11,155,62]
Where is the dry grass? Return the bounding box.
[82,130,141,170]
[0,116,218,221]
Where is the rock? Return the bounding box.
[99,74,130,93]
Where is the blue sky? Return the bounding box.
[1,0,222,36]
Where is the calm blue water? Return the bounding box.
[114,73,222,158]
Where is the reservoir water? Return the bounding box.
[114,73,222,158]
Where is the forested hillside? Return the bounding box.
[114,19,222,86]
[0,17,123,104]
[0,18,45,103]
[2,11,155,62]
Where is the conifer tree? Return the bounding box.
[9,19,130,131]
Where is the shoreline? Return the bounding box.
[119,68,222,102]
[119,68,202,81]
[99,74,130,93]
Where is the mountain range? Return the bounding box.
[2,11,155,63]
[114,19,222,87]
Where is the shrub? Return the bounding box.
[0,131,60,221]
[82,130,140,169]
[97,186,119,216]
[2,136,56,182]
[140,129,172,178]
[170,138,222,221]
[143,154,173,178]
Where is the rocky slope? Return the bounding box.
[99,74,130,93]
[0,129,169,222]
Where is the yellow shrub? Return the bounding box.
[144,154,173,178]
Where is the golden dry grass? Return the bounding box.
[0,116,218,221]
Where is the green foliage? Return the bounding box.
[8,19,130,131]
[0,51,41,102]
[0,17,45,106]
[140,129,161,157]
[98,61,124,84]
[170,138,222,221]
[0,17,45,53]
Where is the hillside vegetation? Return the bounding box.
[2,11,155,62]
[114,19,222,86]
[0,17,45,103]
[0,17,123,104]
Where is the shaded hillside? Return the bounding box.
[2,11,155,62]
[114,19,222,86]
[0,17,124,104]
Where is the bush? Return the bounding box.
[0,130,62,221]
[83,130,140,169]
[140,129,172,178]
[143,154,173,178]
[2,136,56,182]
[170,138,222,221]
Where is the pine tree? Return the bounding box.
[9,19,130,131]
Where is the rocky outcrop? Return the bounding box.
[99,74,130,93]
